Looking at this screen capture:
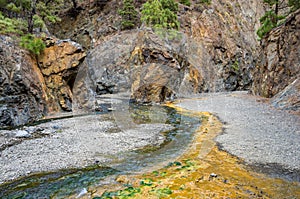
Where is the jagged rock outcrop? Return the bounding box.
[0,36,45,128]
[38,38,86,112]
[73,29,211,106]
[0,36,86,128]
[252,10,300,98]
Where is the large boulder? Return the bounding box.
[251,10,300,98]
[72,29,204,107]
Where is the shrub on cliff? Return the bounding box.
[141,0,180,30]
[118,0,139,30]
[257,10,284,39]
[20,34,45,55]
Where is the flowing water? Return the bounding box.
[0,104,200,198]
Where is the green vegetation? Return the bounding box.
[118,0,139,30]
[95,159,198,198]
[141,0,180,29]
[20,34,45,55]
[165,161,182,168]
[94,186,141,199]
[257,10,283,39]
[288,0,300,11]
[231,59,240,72]
[200,0,211,4]
[2,0,63,33]
[0,12,23,35]
[0,0,63,55]
[180,0,191,6]
[257,0,300,39]
[155,187,173,197]
[140,178,153,186]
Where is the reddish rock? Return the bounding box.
[0,36,86,128]
[38,38,86,113]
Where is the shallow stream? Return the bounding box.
[0,104,200,198]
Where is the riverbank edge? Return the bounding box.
[85,100,300,198]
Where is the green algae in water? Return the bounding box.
[0,166,119,199]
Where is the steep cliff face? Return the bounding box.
[188,0,265,91]
[49,0,118,49]
[0,36,45,128]
[70,0,266,105]
[73,29,202,106]
[251,9,300,113]
[0,36,86,128]
[252,9,300,98]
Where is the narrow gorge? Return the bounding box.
[0,0,299,198]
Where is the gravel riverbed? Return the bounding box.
[0,114,173,184]
[177,91,300,181]
[1,91,299,185]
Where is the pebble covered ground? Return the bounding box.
[178,91,300,181]
[0,114,172,184]
[86,105,300,199]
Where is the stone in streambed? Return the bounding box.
[14,130,31,138]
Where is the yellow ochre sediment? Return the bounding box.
[88,100,300,199]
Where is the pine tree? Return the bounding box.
[0,0,62,55]
[257,10,281,39]
[118,0,139,30]
[141,0,179,30]
[257,0,297,39]
[4,0,63,33]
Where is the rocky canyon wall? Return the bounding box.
[0,37,85,128]
[252,9,300,97]
[3,0,299,127]
[72,0,266,105]
[38,38,86,113]
[251,9,300,113]
[188,0,265,92]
